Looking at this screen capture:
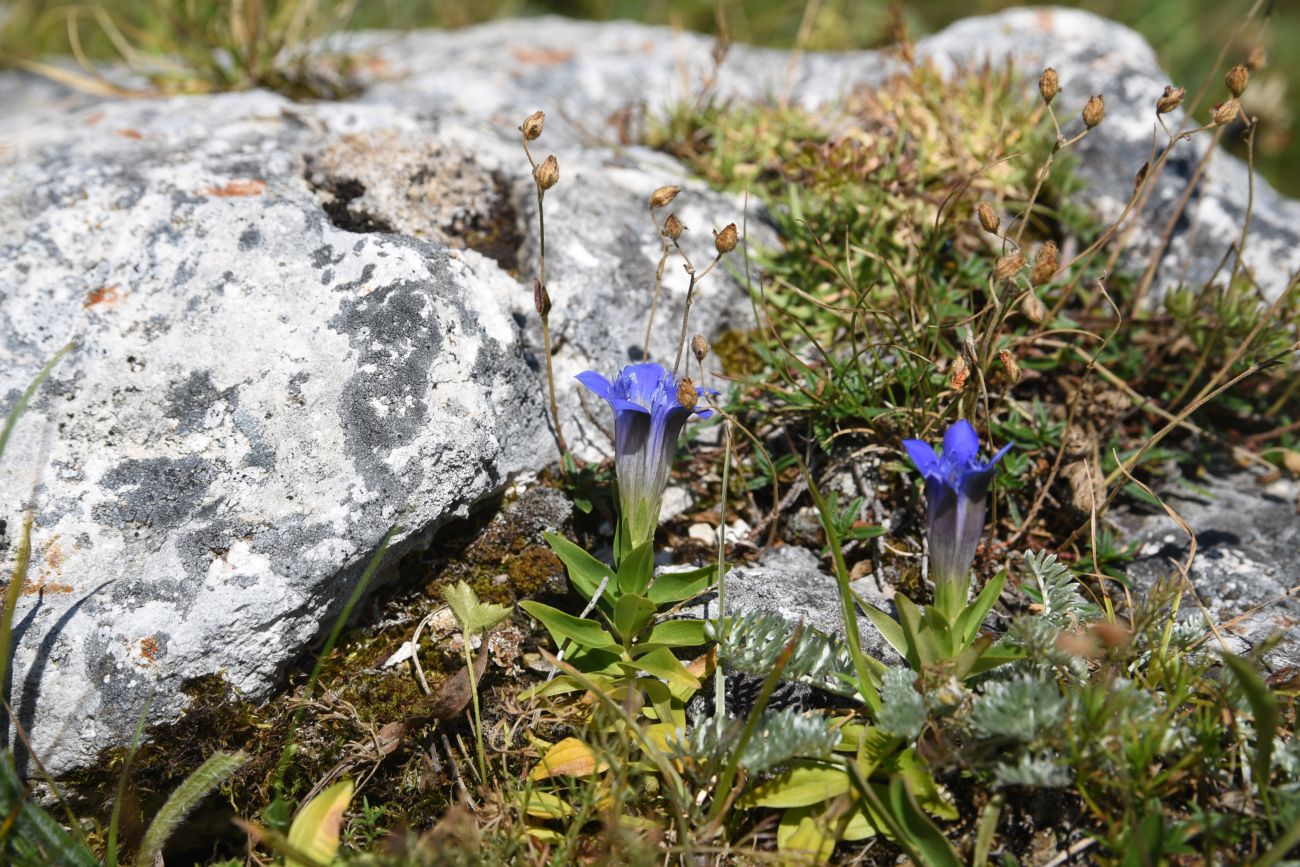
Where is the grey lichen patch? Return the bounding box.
[329,278,442,494]
[304,130,523,270]
[165,370,235,434]
[93,456,218,531]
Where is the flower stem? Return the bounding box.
[535,184,567,455]
[464,638,486,782]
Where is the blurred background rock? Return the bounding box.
[1,0,1294,194]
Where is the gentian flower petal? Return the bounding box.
[903,439,940,479]
[574,370,613,399]
[941,419,980,469]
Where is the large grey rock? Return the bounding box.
[1118,473,1300,670]
[2,7,1296,777]
[0,62,758,776]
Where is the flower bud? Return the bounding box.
[1156,85,1184,114]
[1212,99,1240,126]
[714,223,738,255]
[998,348,1022,385]
[1225,63,1249,97]
[1082,94,1105,129]
[691,333,710,363]
[649,185,681,209]
[949,354,970,391]
[977,202,1000,234]
[533,278,551,317]
[676,377,698,409]
[994,252,1024,282]
[534,154,559,191]
[1038,67,1059,104]
[1031,240,1058,287]
[1022,290,1048,324]
[663,213,684,241]
[521,110,545,141]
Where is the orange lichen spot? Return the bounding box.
[201,179,268,197]
[19,580,74,596]
[85,112,104,126]
[116,129,144,140]
[42,536,66,573]
[511,46,574,66]
[84,285,122,309]
[139,636,160,663]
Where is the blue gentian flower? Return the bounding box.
[577,363,714,550]
[902,420,1011,594]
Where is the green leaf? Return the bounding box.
[777,805,837,861]
[1222,652,1279,800]
[884,777,961,867]
[287,779,353,867]
[894,595,933,668]
[639,676,679,727]
[643,618,708,647]
[520,601,617,651]
[954,570,1006,645]
[443,580,512,638]
[544,532,611,603]
[648,563,719,605]
[616,540,655,595]
[859,598,908,660]
[626,647,700,691]
[887,749,957,821]
[612,593,657,644]
[742,762,850,808]
[967,643,1024,676]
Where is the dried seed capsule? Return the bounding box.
[998,348,1022,385]
[663,213,684,241]
[1031,240,1058,287]
[649,185,681,209]
[534,154,559,190]
[691,333,710,363]
[977,202,1000,234]
[1021,291,1048,324]
[1225,63,1249,97]
[1212,99,1240,126]
[714,223,738,255]
[521,110,545,141]
[533,278,551,317]
[949,354,970,391]
[994,252,1025,282]
[1039,67,1060,104]
[1082,94,1105,129]
[676,377,698,409]
[1156,85,1185,114]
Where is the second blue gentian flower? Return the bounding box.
[902,420,1011,605]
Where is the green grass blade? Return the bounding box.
[0,342,73,464]
[135,750,247,867]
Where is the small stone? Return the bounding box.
[688,522,716,544]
